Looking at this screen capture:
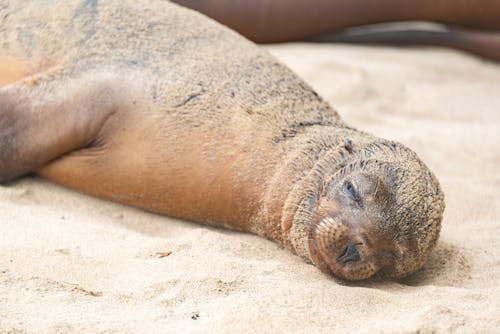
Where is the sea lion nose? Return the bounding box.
[337,242,361,264]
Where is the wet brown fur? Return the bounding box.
[0,0,445,280]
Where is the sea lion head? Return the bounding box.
[288,139,445,281]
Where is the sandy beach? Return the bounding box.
[1,43,499,333]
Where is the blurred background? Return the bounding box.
[173,0,500,61]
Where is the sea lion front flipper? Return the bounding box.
[0,68,127,183]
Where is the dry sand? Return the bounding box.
[1,43,500,333]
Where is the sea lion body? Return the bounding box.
[0,0,444,280]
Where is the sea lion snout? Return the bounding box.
[336,242,362,264]
[308,213,385,281]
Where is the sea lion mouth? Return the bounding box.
[308,216,381,281]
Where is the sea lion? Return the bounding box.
[0,0,445,280]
